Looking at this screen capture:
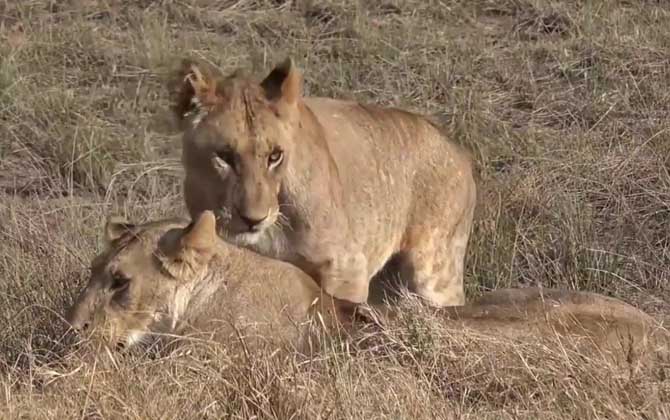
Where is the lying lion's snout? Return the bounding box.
[65,312,92,338]
[72,320,90,333]
[62,307,94,348]
[64,293,95,337]
[80,320,89,330]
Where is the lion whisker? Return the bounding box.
[274,211,293,232]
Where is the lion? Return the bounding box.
[64,211,666,371]
[64,211,352,351]
[438,287,668,370]
[171,56,477,307]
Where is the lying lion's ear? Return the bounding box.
[105,216,136,244]
[169,58,224,128]
[180,210,217,257]
[260,57,302,105]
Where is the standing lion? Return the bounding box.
[170,57,476,307]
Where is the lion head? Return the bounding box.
[64,213,220,350]
[65,211,366,351]
[171,57,305,247]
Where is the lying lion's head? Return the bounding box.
[65,212,219,350]
[171,57,304,246]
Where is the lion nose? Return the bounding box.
[70,320,90,334]
[239,213,267,231]
[66,309,90,333]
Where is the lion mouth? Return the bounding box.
[116,330,146,351]
[213,207,277,241]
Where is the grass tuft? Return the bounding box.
[1,0,669,418]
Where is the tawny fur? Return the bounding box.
[65,213,666,371]
[65,212,349,352]
[441,288,667,371]
[174,57,477,307]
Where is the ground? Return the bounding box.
[1,0,669,418]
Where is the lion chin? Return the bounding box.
[230,231,263,246]
[123,330,147,349]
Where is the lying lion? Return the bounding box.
[65,212,666,371]
[171,56,477,307]
[65,211,348,352]
[439,287,667,371]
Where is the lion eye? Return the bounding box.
[213,152,237,175]
[268,149,283,168]
[215,150,235,168]
[213,156,228,171]
[110,273,130,291]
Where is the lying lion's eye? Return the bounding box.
[268,149,283,168]
[215,150,235,168]
[110,273,130,291]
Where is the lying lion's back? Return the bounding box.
[441,287,667,369]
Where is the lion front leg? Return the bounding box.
[318,251,370,304]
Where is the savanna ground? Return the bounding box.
[1,0,670,418]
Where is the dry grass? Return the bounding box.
[1,0,670,418]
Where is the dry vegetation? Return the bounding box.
[1,0,670,418]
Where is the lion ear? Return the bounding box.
[169,58,224,128]
[104,216,136,244]
[260,57,302,105]
[180,211,217,258]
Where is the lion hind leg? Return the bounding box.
[400,204,474,308]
